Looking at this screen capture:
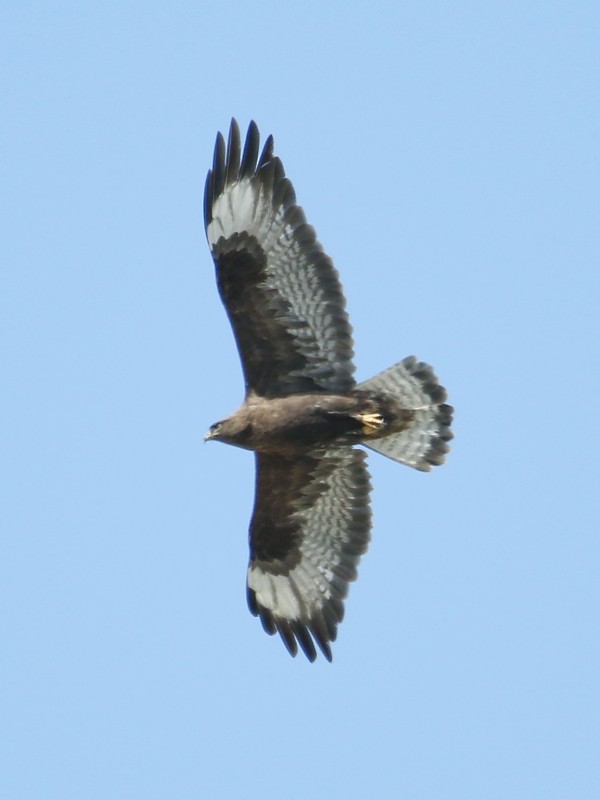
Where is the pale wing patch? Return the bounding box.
[207,179,264,245]
[247,561,333,625]
[207,177,287,255]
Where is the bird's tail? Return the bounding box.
[357,356,453,471]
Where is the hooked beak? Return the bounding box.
[204,425,219,442]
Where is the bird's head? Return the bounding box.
[204,420,224,442]
[204,413,253,448]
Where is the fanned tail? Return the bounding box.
[357,356,453,471]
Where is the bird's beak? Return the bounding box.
[203,430,213,442]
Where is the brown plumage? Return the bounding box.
[204,120,453,662]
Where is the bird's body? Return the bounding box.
[204,120,453,661]
[207,391,414,453]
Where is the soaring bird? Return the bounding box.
[204,120,452,661]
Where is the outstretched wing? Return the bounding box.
[204,119,355,398]
[247,448,371,662]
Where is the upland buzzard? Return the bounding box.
[204,120,452,661]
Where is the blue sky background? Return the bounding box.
[2,2,599,798]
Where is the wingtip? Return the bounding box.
[258,132,274,169]
[203,168,213,230]
[239,120,261,180]
[225,119,241,187]
[210,130,226,202]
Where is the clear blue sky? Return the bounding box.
[2,3,599,798]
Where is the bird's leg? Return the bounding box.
[358,412,385,435]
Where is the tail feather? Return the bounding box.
[357,356,453,471]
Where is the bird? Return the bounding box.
[204,119,453,662]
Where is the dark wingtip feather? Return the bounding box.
[247,584,259,616]
[203,169,213,230]
[224,118,241,187]
[258,133,274,169]
[204,128,226,230]
[292,622,318,663]
[309,616,334,662]
[276,619,300,659]
[239,120,260,180]
[211,131,226,202]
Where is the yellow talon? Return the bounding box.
[361,412,385,435]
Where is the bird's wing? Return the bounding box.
[247,448,371,662]
[204,119,355,398]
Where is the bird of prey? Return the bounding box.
[204,120,453,662]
